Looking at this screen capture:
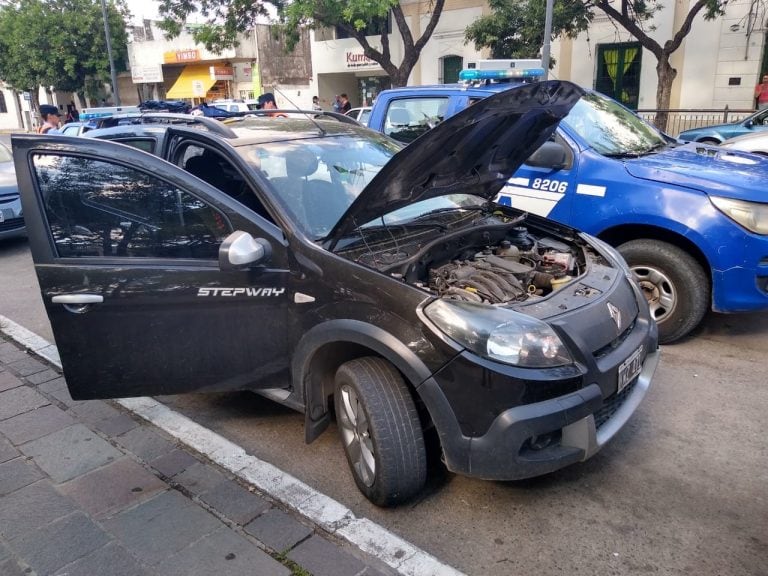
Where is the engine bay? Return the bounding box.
[341,212,603,304]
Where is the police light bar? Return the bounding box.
[459,68,545,81]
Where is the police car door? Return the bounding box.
[496,130,577,222]
[12,135,290,400]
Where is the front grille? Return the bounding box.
[594,378,637,429]
[593,319,636,359]
[0,217,24,232]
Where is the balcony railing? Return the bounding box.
[636,106,755,136]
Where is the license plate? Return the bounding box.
[617,344,644,393]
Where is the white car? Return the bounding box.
[719,131,768,156]
[345,106,371,126]
[212,100,258,113]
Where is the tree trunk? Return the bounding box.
[654,55,677,132]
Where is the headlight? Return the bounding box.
[710,196,768,235]
[424,300,573,368]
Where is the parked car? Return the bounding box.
[57,121,95,136]
[213,100,257,114]
[719,131,768,155]
[677,108,768,144]
[0,141,24,240]
[367,71,768,343]
[345,106,372,125]
[12,80,659,506]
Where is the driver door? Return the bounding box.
[13,135,291,400]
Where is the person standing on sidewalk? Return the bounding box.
[37,105,61,134]
[755,74,768,110]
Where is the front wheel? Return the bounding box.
[617,239,710,344]
[334,357,427,506]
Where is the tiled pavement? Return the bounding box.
[0,336,396,576]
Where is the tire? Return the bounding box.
[334,357,427,506]
[618,239,710,344]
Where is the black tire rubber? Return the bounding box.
[334,357,427,506]
[618,239,710,344]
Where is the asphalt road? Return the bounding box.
[1,130,766,574]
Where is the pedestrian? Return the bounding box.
[339,93,352,114]
[37,105,61,134]
[257,92,287,118]
[312,95,322,111]
[332,95,341,113]
[755,74,768,110]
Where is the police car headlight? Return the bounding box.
[424,300,573,368]
[711,196,768,235]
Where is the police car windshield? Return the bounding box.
[239,133,401,239]
[562,92,667,157]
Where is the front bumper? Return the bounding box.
[455,346,660,480]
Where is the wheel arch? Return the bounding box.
[293,320,436,444]
[597,223,711,283]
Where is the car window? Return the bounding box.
[112,138,156,154]
[0,142,11,162]
[239,133,401,238]
[32,153,232,259]
[384,97,449,143]
[61,125,80,136]
[358,109,371,125]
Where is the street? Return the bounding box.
[1,230,766,575]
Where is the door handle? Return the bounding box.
[51,294,104,304]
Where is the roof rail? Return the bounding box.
[229,109,361,126]
[132,112,237,138]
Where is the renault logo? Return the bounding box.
[607,302,622,330]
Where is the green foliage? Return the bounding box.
[157,0,279,52]
[465,0,592,61]
[0,0,129,95]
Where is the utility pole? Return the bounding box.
[100,0,121,105]
[541,0,554,80]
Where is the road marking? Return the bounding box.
[0,314,466,576]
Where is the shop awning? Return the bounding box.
[165,65,216,99]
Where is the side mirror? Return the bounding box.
[219,231,272,270]
[744,120,754,128]
[526,141,567,170]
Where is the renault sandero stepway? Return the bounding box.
[12,81,659,506]
[368,63,768,343]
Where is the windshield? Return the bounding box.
[237,133,402,239]
[0,142,11,163]
[562,92,667,156]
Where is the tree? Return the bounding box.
[157,0,447,88]
[0,0,129,110]
[465,0,592,63]
[589,0,725,130]
[466,0,726,130]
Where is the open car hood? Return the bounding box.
[327,80,584,243]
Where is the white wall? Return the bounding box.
[417,6,485,85]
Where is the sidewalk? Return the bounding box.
[0,335,397,576]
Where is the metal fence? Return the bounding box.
[635,107,755,136]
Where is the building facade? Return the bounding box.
[128,21,313,109]
[553,0,766,111]
[309,0,489,110]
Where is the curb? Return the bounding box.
[0,314,466,576]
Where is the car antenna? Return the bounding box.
[273,86,326,136]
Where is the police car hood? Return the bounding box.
[328,80,584,241]
[624,142,768,200]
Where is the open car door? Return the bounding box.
[12,134,291,399]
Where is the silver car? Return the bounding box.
[0,141,24,240]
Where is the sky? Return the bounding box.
[125,0,160,23]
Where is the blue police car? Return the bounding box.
[367,62,768,343]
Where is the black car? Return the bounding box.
[12,81,659,506]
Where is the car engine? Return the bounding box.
[346,217,591,304]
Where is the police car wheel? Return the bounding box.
[334,357,426,507]
[618,239,709,344]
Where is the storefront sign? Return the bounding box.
[191,80,206,97]
[163,49,201,64]
[131,64,164,84]
[209,66,234,81]
[346,51,378,69]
